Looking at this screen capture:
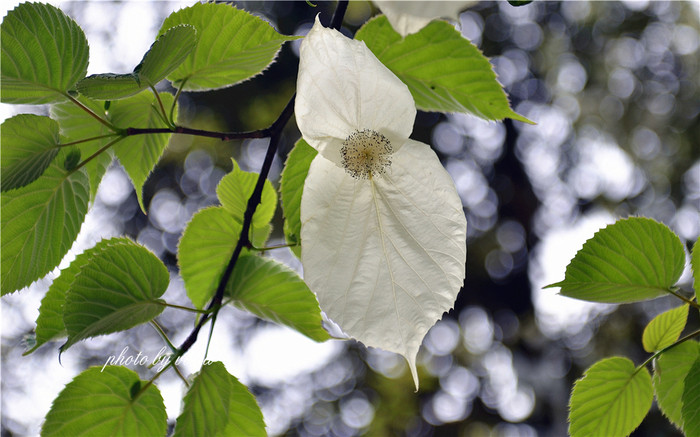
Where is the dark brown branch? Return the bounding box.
[174,0,348,361]
[125,125,269,141]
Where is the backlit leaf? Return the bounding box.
[25,239,115,355]
[178,206,245,309]
[51,96,115,201]
[109,92,177,212]
[1,150,89,295]
[653,341,700,431]
[355,15,530,122]
[158,2,298,91]
[1,114,60,191]
[642,305,688,352]
[174,361,265,437]
[681,353,700,436]
[42,366,166,436]
[216,159,277,228]
[62,238,169,351]
[226,255,329,342]
[1,2,88,103]
[546,217,686,303]
[280,138,316,258]
[569,356,653,437]
[78,25,196,100]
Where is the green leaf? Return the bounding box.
[545,217,686,303]
[642,305,688,352]
[226,255,329,342]
[158,2,298,91]
[569,356,653,437]
[692,236,700,301]
[1,2,88,104]
[42,366,166,436]
[25,239,117,355]
[174,361,265,437]
[280,139,316,258]
[217,159,277,228]
[62,238,169,351]
[178,206,244,309]
[1,150,89,295]
[1,114,60,191]
[355,15,530,122]
[109,92,177,212]
[653,341,700,431]
[51,96,115,201]
[682,354,700,436]
[78,25,197,100]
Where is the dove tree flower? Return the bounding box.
[296,17,467,389]
[373,0,477,36]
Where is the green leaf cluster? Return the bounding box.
[356,15,531,122]
[549,219,700,436]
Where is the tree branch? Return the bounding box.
[173,0,348,362]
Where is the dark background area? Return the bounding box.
[2,1,699,436]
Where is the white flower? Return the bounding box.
[373,0,477,37]
[296,17,467,390]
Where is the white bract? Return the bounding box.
[373,1,477,37]
[296,17,467,390]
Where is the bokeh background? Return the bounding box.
[2,1,699,436]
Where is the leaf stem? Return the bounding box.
[149,86,173,129]
[667,287,700,310]
[63,93,118,131]
[125,125,268,140]
[159,302,210,314]
[636,328,700,373]
[57,133,121,148]
[71,136,125,173]
[251,242,296,252]
[149,320,177,353]
[170,79,187,125]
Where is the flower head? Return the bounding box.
[296,17,467,390]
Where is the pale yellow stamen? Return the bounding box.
[340,129,393,179]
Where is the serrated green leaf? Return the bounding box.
[178,206,245,309]
[355,15,530,122]
[25,239,117,355]
[682,354,700,436]
[642,305,688,352]
[76,73,142,101]
[653,341,700,431]
[51,96,115,201]
[1,2,89,104]
[78,25,197,100]
[569,356,653,437]
[62,238,169,351]
[692,237,700,301]
[546,217,686,303]
[42,366,166,436]
[159,2,298,91]
[226,255,329,342]
[109,92,177,212]
[280,138,316,258]
[1,150,89,295]
[1,114,60,191]
[217,159,277,228]
[174,361,265,437]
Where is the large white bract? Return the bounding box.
[372,1,477,37]
[296,17,467,389]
